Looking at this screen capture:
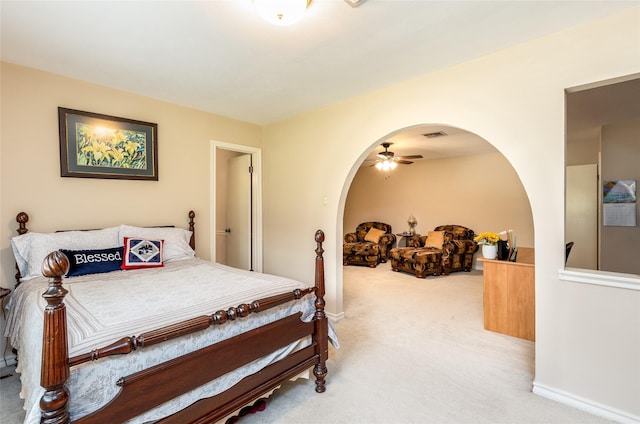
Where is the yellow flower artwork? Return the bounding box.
[76,123,147,169]
[59,107,157,180]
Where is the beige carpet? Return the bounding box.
[249,264,612,424]
[0,264,613,424]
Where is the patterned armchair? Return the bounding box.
[343,222,396,267]
[389,225,478,277]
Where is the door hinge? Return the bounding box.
[249,165,254,174]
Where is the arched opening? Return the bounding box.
[327,123,538,417]
[337,122,534,332]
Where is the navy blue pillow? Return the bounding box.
[59,247,124,277]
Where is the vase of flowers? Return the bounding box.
[474,231,500,259]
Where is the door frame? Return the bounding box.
[210,141,263,272]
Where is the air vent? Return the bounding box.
[422,131,447,138]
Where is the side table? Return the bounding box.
[395,233,420,248]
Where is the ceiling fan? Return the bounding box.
[369,142,423,169]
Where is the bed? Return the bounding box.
[6,211,332,424]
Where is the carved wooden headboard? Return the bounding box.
[14,210,196,285]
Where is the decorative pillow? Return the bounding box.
[121,237,164,270]
[364,227,386,244]
[11,227,121,281]
[60,247,124,277]
[425,231,445,249]
[119,225,194,263]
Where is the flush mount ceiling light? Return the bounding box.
[254,0,311,26]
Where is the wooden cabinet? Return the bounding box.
[480,247,535,341]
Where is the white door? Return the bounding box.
[211,141,263,273]
[566,164,598,269]
[227,154,252,270]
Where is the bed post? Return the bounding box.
[15,212,29,286]
[40,251,71,424]
[188,210,196,250]
[313,230,328,393]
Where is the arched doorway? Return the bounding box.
[338,123,534,320]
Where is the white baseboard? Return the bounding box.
[533,381,640,424]
[326,311,345,322]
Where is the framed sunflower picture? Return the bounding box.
[58,107,158,180]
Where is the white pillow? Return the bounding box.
[11,227,121,281]
[118,225,195,263]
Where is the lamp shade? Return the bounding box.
[255,0,309,26]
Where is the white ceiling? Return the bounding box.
[361,125,498,167]
[2,1,637,164]
[2,0,635,127]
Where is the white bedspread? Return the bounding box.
[5,259,321,424]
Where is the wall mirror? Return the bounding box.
[565,74,640,276]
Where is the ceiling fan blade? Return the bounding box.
[396,160,413,165]
[396,155,423,160]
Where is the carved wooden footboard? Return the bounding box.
[15,211,328,424]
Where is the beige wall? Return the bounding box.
[567,136,600,166]
[600,119,640,274]
[0,63,262,279]
[262,7,640,420]
[344,151,534,259]
[0,63,262,365]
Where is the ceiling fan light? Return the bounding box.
[254,0,309,26]
[375,160,396,171]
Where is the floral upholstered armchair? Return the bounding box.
[343,222,396,267]
[389,224,478,277]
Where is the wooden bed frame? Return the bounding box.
[14,211,329,424]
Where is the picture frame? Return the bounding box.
[58,107,158,180]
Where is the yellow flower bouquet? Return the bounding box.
[474,231,501,246]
